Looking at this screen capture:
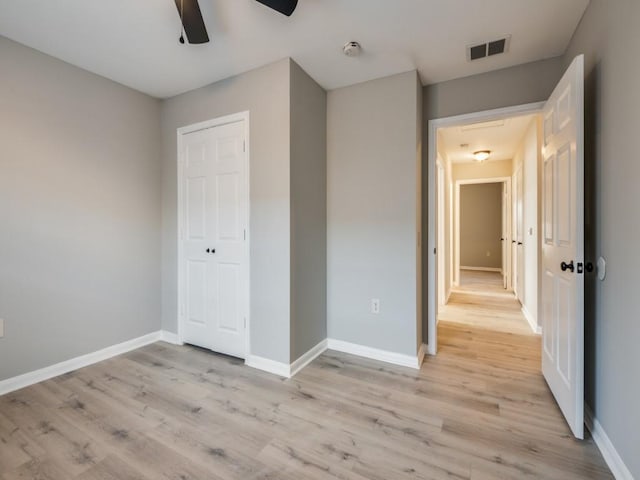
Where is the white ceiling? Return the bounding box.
[439,114,538,164]
[0,0,589,98]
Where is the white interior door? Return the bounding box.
[437,161,446,306]
[511,168,522,297]
[541,55,584,439]
[501,183,507,289]
[516,166,524,302]
[181,119,248,359]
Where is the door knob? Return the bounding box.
[206,248,210,253]
[517,242,523,246]
[205,248,216,254]
[561,261,575,273]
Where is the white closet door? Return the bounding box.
[181,119,248,359]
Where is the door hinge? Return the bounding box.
[243,140,246,152]
[244,229,246,241]
[433,248,437,255]
[244,317,247,329]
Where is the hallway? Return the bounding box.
[441,270,530,335]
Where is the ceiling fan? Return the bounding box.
[174,0,299,45]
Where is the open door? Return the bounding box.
[541,55,584,439]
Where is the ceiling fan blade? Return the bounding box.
[174,0,209,44]
[255,0,298,16]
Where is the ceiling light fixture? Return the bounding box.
[473,150,491,162]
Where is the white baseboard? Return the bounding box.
[460,266,502,272]
[585,405,635,480]
[246,339,328,379]
[290,339,328,377]
[327,338,421,369]
[160,330,182,345]
[245,355,291,378]
[521,306,541,335]
[0,331,162,397]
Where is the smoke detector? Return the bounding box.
[343,41,362,57]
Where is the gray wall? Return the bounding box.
[565,1,640,475]
[327,71,421,356]
[160,59,292,364]
[0,37,162,381]
[460,183,502,269]
[289,61,327,362]
[422,58,565,342]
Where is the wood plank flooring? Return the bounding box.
[0,328,612,479]
[453,270,513,297]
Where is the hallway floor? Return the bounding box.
[442,270,530,335]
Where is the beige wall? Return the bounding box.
[0,37,162,381]
[453,159,513,181]
[327,71,421,356]
[512,118,540,326]
[564,1,640,475]
[460,183,503,269]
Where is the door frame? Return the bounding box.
[176,111,251,357]
[454,177,512,288]
[436,157,446,307]
[426,102,544,355]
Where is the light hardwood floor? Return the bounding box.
[453,270,513,297]
[0,329,612,479]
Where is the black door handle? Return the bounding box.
[206,248,210,253]
[561,261,575,273]
[517,242,523,246]
[512,240,516,244]
[205,248,216,254]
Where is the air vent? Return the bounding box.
[467,35,511,61]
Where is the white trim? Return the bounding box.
[460,266,502,272]
[160,330,182,345]
[177,111,251,358]
[245,339,328,379]
[327,339,421,369]
[427,101,545,356]
[521,306,541,335]
[290,339,328,377]
[585,405,635,480]
[0,332,162,397]
[245,355,291,378]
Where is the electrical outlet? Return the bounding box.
[486,251,491,257]
[371,299,380,314]
[0,319,4,338]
